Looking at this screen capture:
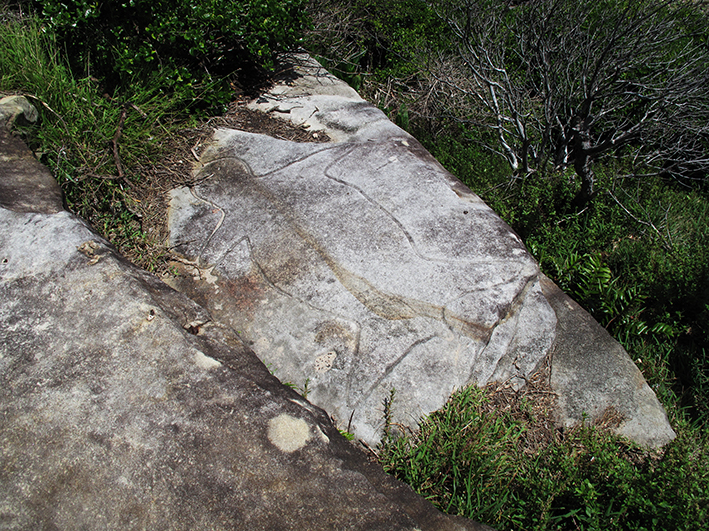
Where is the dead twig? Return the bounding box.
[607,190,672,251]
[113,103,129,179]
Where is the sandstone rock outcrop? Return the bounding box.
[0,96,490,530]
[0,47,677,526]
[0,95,62,214]
[167,54,675,448]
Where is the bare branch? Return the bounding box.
[429,0,709,204]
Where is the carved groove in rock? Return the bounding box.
[168,127,556,444]
[166,53,676,449]
[1,95,492,530]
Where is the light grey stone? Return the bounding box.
[249,54,400,142]
[168,116,557,446]
[0,97,62,214]
[0,95,38,127]
[0,114,491,530]
[168,53,675,448]
[541,275,676,447]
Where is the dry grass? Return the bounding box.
[120,100,330,272]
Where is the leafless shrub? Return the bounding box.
[431,0,709,205]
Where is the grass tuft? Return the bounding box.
[378,372,709,530]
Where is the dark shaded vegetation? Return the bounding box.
[433,0,709,207]
[32,0,310,111]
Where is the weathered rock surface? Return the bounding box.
[168,129,556,445]
[540,276,675,447]
[0,95,62,214]
[168,54,675,448]
[0,97,491,530]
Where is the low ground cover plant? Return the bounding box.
[378,382,709,530]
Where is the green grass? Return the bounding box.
[378,385,709,530]
[0,8,199,270]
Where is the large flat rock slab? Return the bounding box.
[168,54,675,448]
[0,97,491,530]
[168,101,557,445]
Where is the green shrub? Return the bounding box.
[32,0,310,110]
[306,0,447,76]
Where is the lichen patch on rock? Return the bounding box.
[268,413,312,453]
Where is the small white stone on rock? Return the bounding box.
[314,425,330,444]
[193,349,222,369]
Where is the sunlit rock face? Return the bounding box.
[168,54,674,448]
[167,57,557,445]
[0,96,490,531]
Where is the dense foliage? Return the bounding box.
[31,0,310,110]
